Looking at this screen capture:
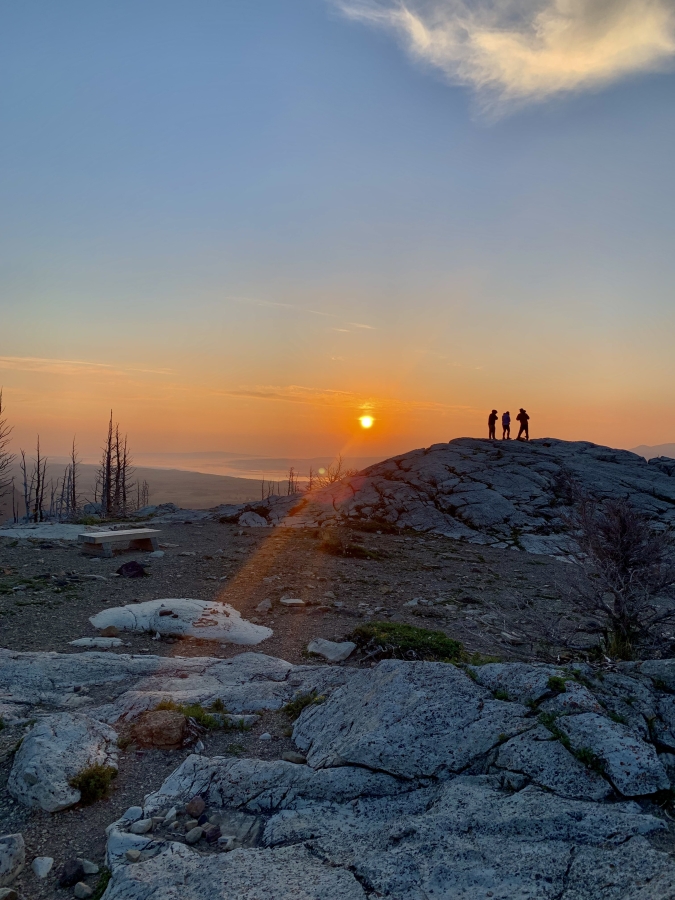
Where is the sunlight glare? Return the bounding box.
[359,415,374,429]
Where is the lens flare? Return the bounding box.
[359,415,374,429]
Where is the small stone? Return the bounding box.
[129,710,187,750]
[122,806,144,822]
[256,599,272,613]
[217,836,235,851]
[152,817,165,826]
[184,827,203,845]
[307,638,356,663]
[58,858,85,888]
[259,732,272,741]
[74,882,93,899]
[197,813,208,826]
[184,819,198,831]
[185,796,206,817]
[205,826,221,844]
[279,597,305,607]
[125,850,141,863]
[163,807,177,823]
[99,625,119,637]
[79,859,99,875]
[129,819,153,834]
[148,551,165,558]
[281,751,307,765]
[195,740,205,753]
[32,856,54,879]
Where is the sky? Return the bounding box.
[2,0,675,468]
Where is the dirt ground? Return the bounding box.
[0,521,595,898]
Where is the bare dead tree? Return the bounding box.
[0,389,14,500]
[19,437,49,522]
[570,496,675,659]
[135,479,149,509]
[315,455,359,489]
[307,466,316,492]
[287,467,301,496]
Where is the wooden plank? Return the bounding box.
[78,528,160,545]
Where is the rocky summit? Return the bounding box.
[4,648,675,897]
[228,438,675,554]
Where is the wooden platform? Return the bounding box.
[78,528,161,558]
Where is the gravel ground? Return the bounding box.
[0,520,593,898]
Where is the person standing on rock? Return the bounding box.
[488,409,498,440]
[516,408,530,441]
[501,411,511,440]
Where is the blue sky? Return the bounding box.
[2,0,675,457]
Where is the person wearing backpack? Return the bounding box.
[501,411,511,440]
[516,408,530,441]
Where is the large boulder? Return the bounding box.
[90,598,272,644]
[7,713,118,812]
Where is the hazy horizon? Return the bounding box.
[3,1,675,457]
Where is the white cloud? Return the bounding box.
[335,0,675,110]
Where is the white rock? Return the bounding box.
[31,856,53,879]
[90,598,272,645]
[129,819,153,834]
[121,806,144,823]
[279,598,304,607]
[7,713,118,812]
[307,639,356,663]
[148,550,165,558]
[259,732,272,741]
[69,638,123,648]
[0,835,24,887]
[238,512,268,527]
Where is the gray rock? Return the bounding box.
[184,826,203,844]
[7,713,118,812]
[470,662,564,703]
[238,512,268,527]
[128,819,153,834]
[121,806,144,823]
[103,844,366,899]
[0,835,24,887]
[281,751,307,765]
[256,599,272,613]
[307,639,356,663]
[293,659,530,778]
[74,883,93,899]
[79,859,99,875]
[31,856,54,878]
[495,725,612,800]
[558,712,669,796]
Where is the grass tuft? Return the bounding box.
[283,691,326,721]
[91,868,112,900]
[69,763,117,805]
[547,676,567,694]
[349,621,466,663]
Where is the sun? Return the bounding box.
[359,415,374,429]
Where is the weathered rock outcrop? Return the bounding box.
[96,653,675,899]
[223,438,675,554]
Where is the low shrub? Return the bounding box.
[283,691,326,721]
[348,621,466,663]
[69,763,117,804]
[547,676,567,694]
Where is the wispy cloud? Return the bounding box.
[229,295,375,331]
[0,356,172,376]
[213,382,471,412]
[335,0,675,111]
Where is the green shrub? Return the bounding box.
[154,699,218,729]
[91,868,112,900]
[547,676,567,694]
[283,691,326,721]
[69,764,117,804]
[608,711,628,725]
[349,621,466,663]
[493,689,510,701]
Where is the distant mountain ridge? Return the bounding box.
[631,444,675,461]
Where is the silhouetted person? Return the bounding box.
[502,411,511,439]
[516,408,530,441]
[488,409,498,440]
